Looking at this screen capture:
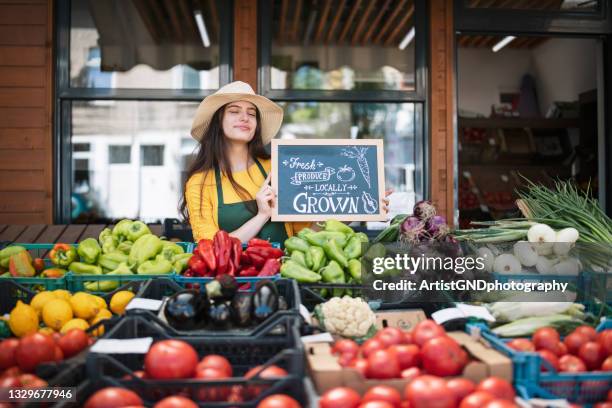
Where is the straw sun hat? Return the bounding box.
[190,81,284,144]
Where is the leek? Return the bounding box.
[492,314,583,337]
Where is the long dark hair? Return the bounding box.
[179,104,270,222]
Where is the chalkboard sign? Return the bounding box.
[271,139,386,222]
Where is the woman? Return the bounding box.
[180,81,389,243]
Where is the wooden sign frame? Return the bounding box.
[271,139,386,222]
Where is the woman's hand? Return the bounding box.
[255,173,275,219]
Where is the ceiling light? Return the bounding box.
[398,27,415,50]
[492,35,516,52]
[194,10,210,48]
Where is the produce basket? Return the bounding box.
[84,314,306,407]
[66,271,171,295]
[20,358,87,408]
[466,321,612,405]
[127,277,303,338]
[0,275,67,292]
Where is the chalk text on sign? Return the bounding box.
[293,192,360,214]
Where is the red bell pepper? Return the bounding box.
[247,238,272,248]
[240,253,251,267]
[188,254,208,277]
[213,231,231,275]
[245,246,284,260]
[230,237,242,271]
[197,239,216,271]
[239,266,258,277]
[247,252,266,269]
[258,258,280,277]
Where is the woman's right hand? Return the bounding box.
[255,173,275,218]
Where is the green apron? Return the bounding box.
[214,159,288,243]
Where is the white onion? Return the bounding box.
[527,224,556,250]
[477,247,495,272]
[553,258,581,276]
[553,228,579,256]
[535,256,555,275]
[513,241,538,267]
[493,254,522,275]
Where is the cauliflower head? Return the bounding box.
[319,296,376,338]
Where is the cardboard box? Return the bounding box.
[306,310,512,394]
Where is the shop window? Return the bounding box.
[464,0,600,12]
[108,145,131,164]
[141,145,165,166]
[73,143,90,152]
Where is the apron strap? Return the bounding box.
[214,167,225,205]
[253,158,268,178]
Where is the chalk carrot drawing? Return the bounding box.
[341,146,370,188]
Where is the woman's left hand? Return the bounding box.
[382,189,393,216]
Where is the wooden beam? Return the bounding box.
[511,36,531,48]
[325,0,345,44]
[458,35,471,46]
[278,0,288,45]
[291,0,303,43]
[362,0,392,44]
[469,0,482,6]
[164,2,185,42]
[527,37,548,48]
[374,0,407,44]
[383,3,414,46]
[133,0,161,44]
[206,0,220,44]
[350,0,376,45]
[234,0,258,89]
[473,35,491,47]
[147,0,173,42]
[496,0,515,7]
[314,0,332,43]
[338,0,361,44]
[178,0,200,43]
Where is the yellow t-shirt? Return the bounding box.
[185,158,311,241]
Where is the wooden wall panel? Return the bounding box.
[234,0,258,90]
[429,0,455,224]
[0,0,53,224]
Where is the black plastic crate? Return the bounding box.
[83,314,306,407]
[128,278,303,338]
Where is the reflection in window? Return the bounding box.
[71,101,198,223]
[464,0,599,11]
[269,0,416,91]
[70,0,222,89]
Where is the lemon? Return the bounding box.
[38,327,55,336]
[60,318,89,334]
[110,291,135,315]
[70,292,100,320]
[89,316,105,337]
[9,301,39,338]
[53,290,72,301]
[95,309,112,320]
[30,291,57,318]
[91,295,108,310]
[42,299,73,331]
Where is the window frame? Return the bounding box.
[53,0,234,222]
[257,0,430,202]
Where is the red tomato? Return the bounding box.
[413,320,446,347]
[58,329,89,359]
[483,400,519,408]
[332,339,360,358]
[256,394,301,408]
[153,396,198,408]
[366,349,401,379]
[388,344,420,370]
[348,358,368,377]
[0,367,21,378]
[574,326,598,341]
[15,333,56,372]
[533,328,560,353]
[598,330,612,356]
[0,375,21,388]
[84,387,143,408]
[194,367,229,401]
[578,342,605,370]
[602,355,612,371]
[362,385,402,408]
[402,331,414,345]
[400,367,421,382]
[19,374,47,388]
[476,377,515,401]
[459,391,495,408]
[538,350,560,372]
[359,402,395,408]
[594,404,612,408]
[0,339,19,370]
[197,355,232,377]
[558,355,587,372]
[556,342,568,357]
[404,375,456,408]
[144,340,198,379]
[446,378,476,402]
[361,339,385,358]
[339,352,356,367]
[54,345,63,362]
[319,387,361,408]
[506,339,534,352]
[608,388,612,400]
[376,328,404,348]
[564,332,589,356]
[244,365,288,399]
[421,336,467,377]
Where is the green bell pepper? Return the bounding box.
[290,250,308,268]
[126,221,151,242]
[112,219,133,242]
[324,220,354,235]
[323,239,349,268]
[99,228,117,254]
[128,234,163,267]
[49,244,77,267]
[297,227,315,241]
[280,260,321,283]
[347,259,362,283]
[0,246,26,268]
[309,246,327,271]
[343,235,363,260]
[305,231,348,248]
[77,238,101,264]
[137,258,173,275]
[158,242,184,262]
[173,253,192,273]
[364,242,386,261]
[284,236,310,254]
[98,251,129,272]
[116,240,133,255]
[355,232,369,244]
[320,260,346,296]
[86,262,133,292]
[69,262,102,275]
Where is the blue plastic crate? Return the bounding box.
[467,320,612,405]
